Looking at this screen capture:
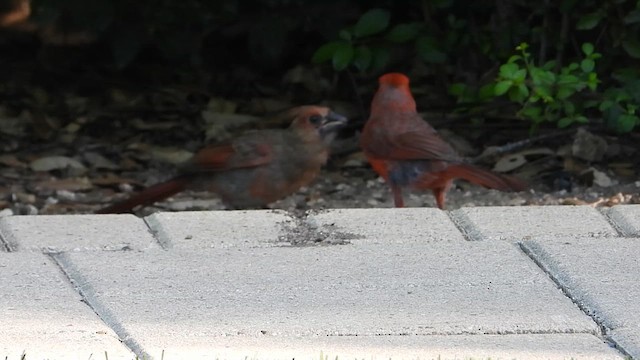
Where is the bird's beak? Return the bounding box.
[320,110,348,131]
[318,110,348,142]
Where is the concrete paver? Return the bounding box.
[451,205,618,241]
[604,204,640,237]
[131,333,623,360]
[54,241,598,358]
[145,210,294,249]
[0,214,158,252]
[0,252,134,360]
[611,327,640,360]
[522,237,640,329]
[306,208,465,243]
[522,237,640,358]
[3,206,640,359]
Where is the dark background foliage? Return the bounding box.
[1,0,640,132]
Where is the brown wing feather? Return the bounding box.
[183,140,274,173]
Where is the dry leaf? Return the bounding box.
[34,177,93,192]
[30,156,86,172]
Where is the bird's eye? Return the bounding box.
[309,115,323,125]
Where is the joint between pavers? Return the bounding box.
[0,227,12,252]
[47,252,154,360]
[516,242,633,359]
[446,210,480,241]
[143,216,172,250]
[598,207,639,238]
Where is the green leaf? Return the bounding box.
[513,69,527,82]
[331,42,354,71]
[576,12,603,30]
[494,80,513,96]
[622,39,640,59]
[507,55,523,63]
[312,41,342,63]
[557,86,575,100]
[616,114,639,132]
[534,85,553,102]
[448,83,467,97]
[499,63,519,79]
[386,23,422,43]
[416,36,446,63]
[575,115,589,124]
[354,8,390,38]
[509,84,529,103]
[353,46,373,72]
[581,43,594,55]
[564,101,576,115]
[599,99,614,111]
[478,83,496,100]
[521,105,542,120]
[557,117,575,128]
[580,58,595,72]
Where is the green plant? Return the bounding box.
[311,8,447,74]
[493,42,600,130]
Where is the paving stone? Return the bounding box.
[145,210,295,249]
[604,205,640,237]
[307,208,465,243]
[451,206,618,241]
[522,237,640,357]
[610,327,640,359]
[0,214,158,252]
[189,333,623,360]
[0,252,134,359]
[522,237,640,330]
[54,241,598,358]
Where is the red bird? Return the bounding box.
[360,73,526,209]
[96,106,347,213]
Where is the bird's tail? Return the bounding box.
[445,164,527,192]
[96,176,189,214]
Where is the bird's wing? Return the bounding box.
[183,138,274,173]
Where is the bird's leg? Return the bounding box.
[391,185,405,207]
[432,181,452,209]
[433,189,446,209]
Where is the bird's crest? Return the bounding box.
[379,73,410,88]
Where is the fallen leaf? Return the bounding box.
[34,177,93,192]
[30,156,86,172]
[493,148,555,172]
[147,146,193,165]
[130,118,182,130]
[0,154,27,168]
[83,152,119,170]
[202,112,260,142]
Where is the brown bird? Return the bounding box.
[96,106,347,213]
[360,72,526,209]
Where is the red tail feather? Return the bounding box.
[96,177,189,214]
[444,164,527,192]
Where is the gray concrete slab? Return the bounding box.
[522,237,640,330]
[451,206,618,241]
[145,210,294,249]
[611,327,640,360]
[604,205,640,237]
[307,208,465,243]
[0,214,158,252]
[126,333,624,360]
[0,252,134,360]
[54,241,599,358]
